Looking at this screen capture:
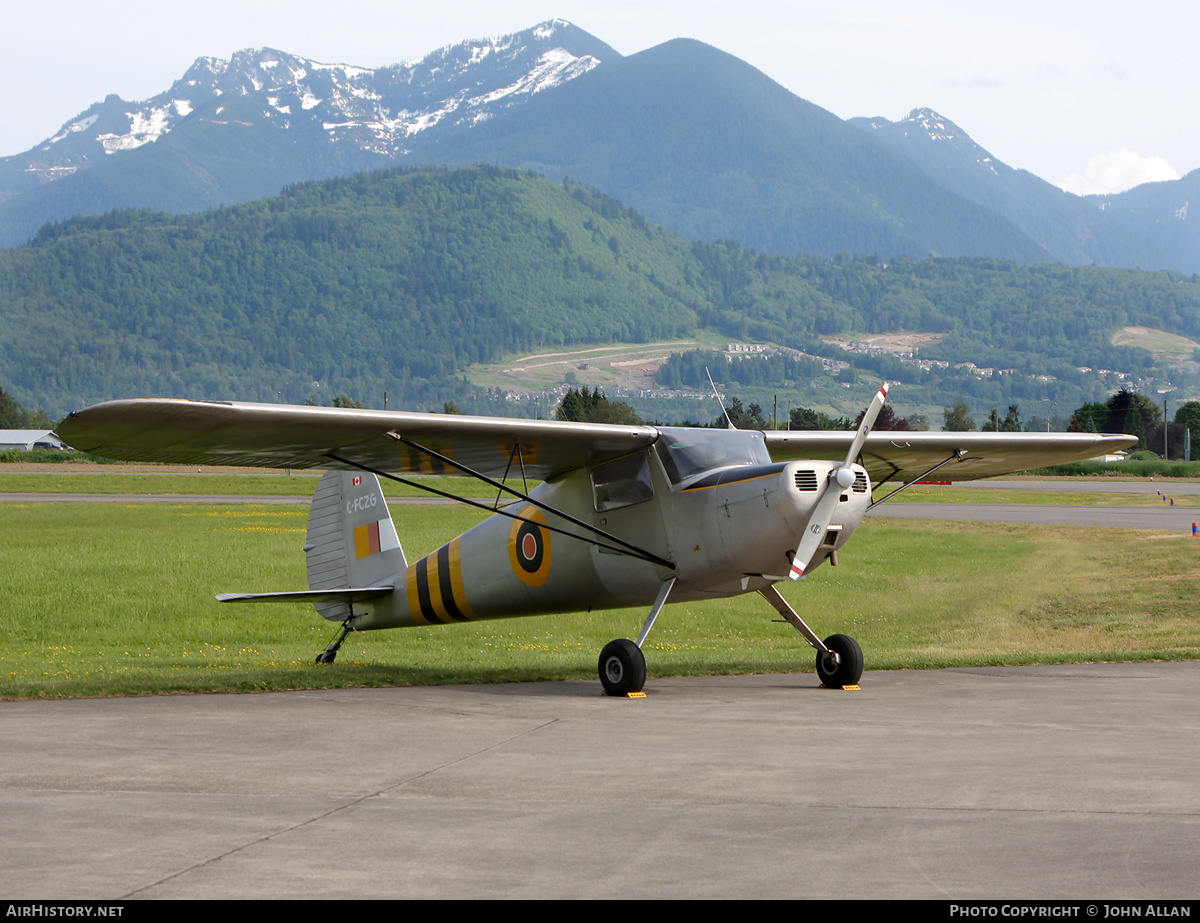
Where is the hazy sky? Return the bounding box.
[3,0,1195,194]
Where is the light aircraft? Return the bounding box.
[58,389,1135,695]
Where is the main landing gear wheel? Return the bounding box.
[599,638,647,696]
[816,634,863,688]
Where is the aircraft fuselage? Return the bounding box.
[346,428,871,631]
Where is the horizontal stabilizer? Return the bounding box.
[216,588,394,604]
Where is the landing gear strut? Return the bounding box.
[598,577,675,696]
[759,585,864,688]
[315,621,353,664]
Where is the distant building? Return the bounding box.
[0,430,68,451]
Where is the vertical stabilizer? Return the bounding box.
[305,470,406,621]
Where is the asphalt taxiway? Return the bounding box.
[869,502,1198,530]
[867,477,1200,531]
[4,662,1198,899]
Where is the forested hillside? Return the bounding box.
[3,166,1199,419]
[692,242,1200,368]
[1,166,707,413]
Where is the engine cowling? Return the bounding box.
[709,460,872,581]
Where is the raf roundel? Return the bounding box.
[508,506,552,587]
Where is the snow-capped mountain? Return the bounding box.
[1,23,1195,272]
[850,107,1166,270]
[855,108,1003,176]
[0,20,615,244]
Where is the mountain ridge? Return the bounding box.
[409,37,1054,262]
[850,108,1168,270]
[0,20,614,246]
[2,21,1196,272]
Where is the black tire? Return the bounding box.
[598,639,647,695]
[816,634,863,688]
[315,651,336,665]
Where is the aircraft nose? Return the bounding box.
[780,461,871,533]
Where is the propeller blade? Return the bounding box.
[842,381,889,470]
[787,477,846,579]
[788,382,889,580]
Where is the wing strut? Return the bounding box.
[385,434,675,568]
[866,448,967,511]
[494,442,532,509]
[325,449,676,572]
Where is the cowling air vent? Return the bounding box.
[853,471,868,493]
[794,469,819,492]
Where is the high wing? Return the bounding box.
[56,398,658,480]
[57,398,1136,483]
[765,430,1137,483]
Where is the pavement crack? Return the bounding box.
[119,717,560,898]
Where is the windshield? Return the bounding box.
[654,427,771,485]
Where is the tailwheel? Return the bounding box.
[599,638,647,696]
[816,634,863,688]
[315,621,352,665]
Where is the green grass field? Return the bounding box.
[0,471,507,498]
[2,493,1197,698]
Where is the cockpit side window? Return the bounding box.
[592,454,654,512]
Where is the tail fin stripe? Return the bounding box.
[354,520,382,559]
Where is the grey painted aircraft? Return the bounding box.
[58,389,1135,695]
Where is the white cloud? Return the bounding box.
[1088,62,1128,80]
[1058,149,1181,195]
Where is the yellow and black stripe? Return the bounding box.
[405,537,477,624]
